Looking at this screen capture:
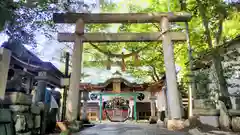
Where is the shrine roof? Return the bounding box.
[81,67,150,84]
[1,41,64,77]
[79,70,149,90]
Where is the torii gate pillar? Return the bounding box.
[161,17,182,120]
[66,19,84,121]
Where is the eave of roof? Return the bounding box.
[2,41,64,77]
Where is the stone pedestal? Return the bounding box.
[232,116,240,132]
[199,116,219,128]
[2,92,42,135]
[167,119,184,130]
[194,99,216,109]
[219,101,231,131]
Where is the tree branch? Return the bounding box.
[215,15,224,45]
[151,65,161,81]
[196,0,213,48]
[151,74,157,82]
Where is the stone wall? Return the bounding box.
[193,99,240,132]
[3,92,42,135]
[0,109,14,135]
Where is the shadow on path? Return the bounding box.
[79,123,187,135]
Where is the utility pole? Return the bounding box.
[180,0,196,117]
[61,52,70,121]
[185,22,195,117]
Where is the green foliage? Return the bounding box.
[0,0,59,46]
[194,70,211,98]
[79,0,239,97]
[0,0,18,31]
[2,0,239,97]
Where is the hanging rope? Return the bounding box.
[106,55,111,70]
[85,29,170,59]
[132,51,140,66]
[89,42,148,58]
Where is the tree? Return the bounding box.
[57,0,239,99]
[189,0,239,108]
[0,0,18,31]
[1,0,62,48]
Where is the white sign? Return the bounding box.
[60,78,70,86]
[149,96,157,100]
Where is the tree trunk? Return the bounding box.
[196,0,232,109]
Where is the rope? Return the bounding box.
[83,30,170,59]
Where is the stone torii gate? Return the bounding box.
[53,12,191,126]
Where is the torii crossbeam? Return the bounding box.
[58,32,186,42]
[53,12,191,128]
[53,12,191,23]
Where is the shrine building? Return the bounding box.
[78,71,166,122]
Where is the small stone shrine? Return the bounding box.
[0,41,64,135]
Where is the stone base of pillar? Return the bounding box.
[149,116,158,124]
[157,111,166,121]
[68,120,83,133]
[80,118,90,125]
[167,119,185,130]
[128,117,133,121]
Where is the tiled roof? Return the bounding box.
[1,41,64,77]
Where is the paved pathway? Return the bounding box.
[78,123,188,135]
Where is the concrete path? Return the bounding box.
[78,123,188,135]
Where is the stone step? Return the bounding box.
[229,109,240,116]
[193,109,220,116]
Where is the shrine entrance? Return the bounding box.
[53,12,192,125]
[98,92,138,122]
